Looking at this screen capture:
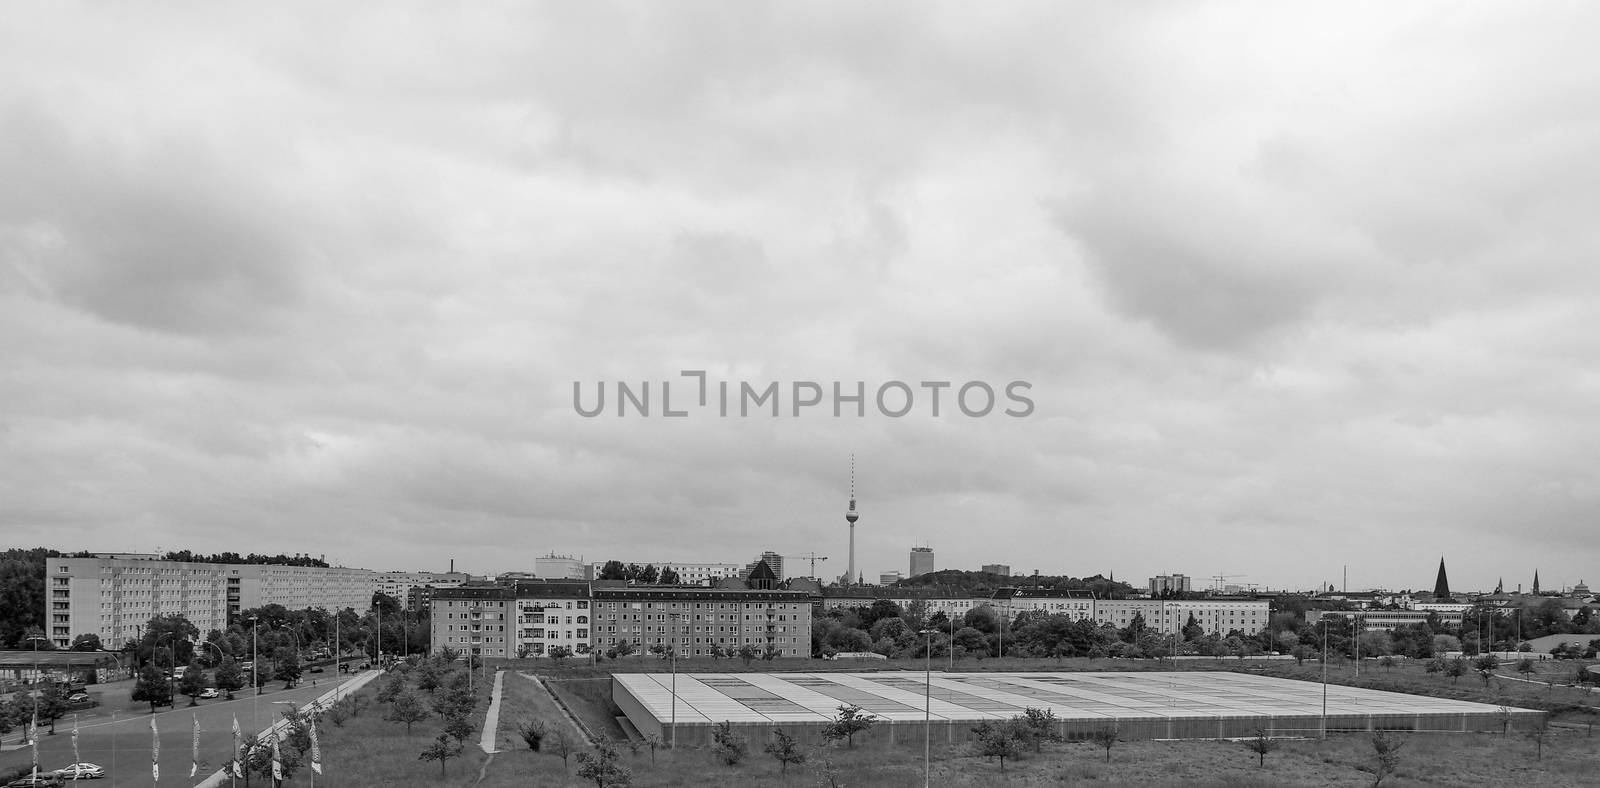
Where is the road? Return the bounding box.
[0,676,360,787]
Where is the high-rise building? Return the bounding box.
[744,551,784,581]
[1149,574,1192,596]
[982,564,1011,577]
[44,556,376,650]
[909,546,934,578]
[879,571,903,585]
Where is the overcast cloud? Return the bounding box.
[3,2,1598,593]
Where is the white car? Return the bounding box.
[199,688,219,699]
[54,762,105,780]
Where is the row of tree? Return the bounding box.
[595,561,684,585]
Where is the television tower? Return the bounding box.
[844,456,859,586]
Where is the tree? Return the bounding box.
[576,740,632,787]
[971,721,1023,772]
[952,627,988,658]
[214,657,245,700]
[1014,707,1063,753]
[712,720,747,765]
[179,660,207,706]
[517,719,548,751]
[132,663,173,713]
[1444,656,1468,684]
[1089,724,1119,763]
[1432,634,1462,655]
[1244,728,1279,767]
[418,732,463,777]
[385,691,429,735]
[659,567,681,585]
[273,647,301,688]
[1517,658,1537,679]
[70,633,103,652]
[375,674,405,704]
[1378,655,1398,673]
[415,661,442,694]
[728,643,754,667]
[763,728,806,775]
[1474,654,1500,688]
[33,686,68,734]
[1527,721,1549,760]
[1371,730,1404,787]
[550,645,574,667]
[444,714,476,746]
[821,704,876,748]
[763,644,782,661]
[644,734,662,765]
[551,730,576,773]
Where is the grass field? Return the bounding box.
[290,657,1599,787]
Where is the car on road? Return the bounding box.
[6,775,64,787]
[52,763,105,780]
[308,666,324,673]
[199,687,219,699]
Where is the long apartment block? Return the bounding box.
[45,555,376,649]
[429,581,813,659]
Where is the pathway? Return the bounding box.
[479,669,505,753]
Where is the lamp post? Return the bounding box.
[248,616,261,696]
[668,611,680,748]
[919,628,934,788]
[1320,618,1328,740]
[156,632,179,711]
[25,635,47,734]
[1352,615,1360,678]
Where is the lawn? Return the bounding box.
[298,657,1600,786]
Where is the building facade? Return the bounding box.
[589,561,744,586]
[591,586,812,658]
[909,547,934,578]
[534,554,590,580]
[430,585,515,658]
[376,570,469,602]
[510,581,591,657]
[44,556,376,650]
[981,564,1012,577]
[879,571,903,585]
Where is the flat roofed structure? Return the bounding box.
[613,671,1542,746]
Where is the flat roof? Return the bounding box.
[614,671,1540,727]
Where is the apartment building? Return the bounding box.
[509,580,591,657]
[1095,598,1270,635]
[591,586,811,658]
[590,561,744,586]
[376,570,469,601]
[430,584,515,658]
[44,556,376,649]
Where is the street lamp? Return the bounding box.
[156,632,180,710]
[1320,618,1328,740]
[668,611,680,748]
[919,628,935,788]
[25,635,48,734]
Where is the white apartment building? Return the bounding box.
[429,581,591,659]
[44,556,376,649]
[822,591,1271,636]
[510,581,591,657]
[1095,599,1270,635]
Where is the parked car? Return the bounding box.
[199,688,219,699]
[308,666,324,673]
[52,763,105,780]
[6,775,64,787]
[65,693,90,703]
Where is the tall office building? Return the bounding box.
[909,546,934,578]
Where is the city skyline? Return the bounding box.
[3,4,1599,593]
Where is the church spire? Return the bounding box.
[1433,557,1451,600]
[1494,577,1503,594]
[1533,569,1541,595]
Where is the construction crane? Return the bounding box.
[783,553,830,578]
[1211,574,1244,592]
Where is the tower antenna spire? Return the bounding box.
[844,455,859,586]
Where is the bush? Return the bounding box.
[712,720,747,766]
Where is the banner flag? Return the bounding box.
[151,716,160,782]
[309,714,323,775]
[191,714,201,777]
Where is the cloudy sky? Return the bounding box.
[3,2,1598,593]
